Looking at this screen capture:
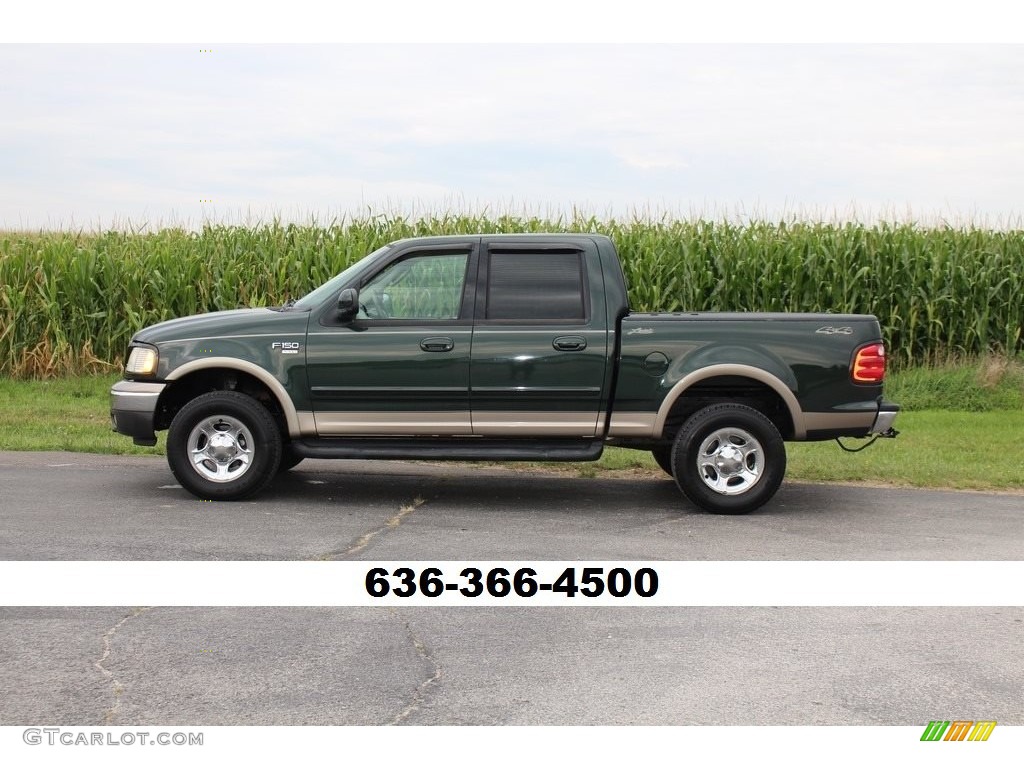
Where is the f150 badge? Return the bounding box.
[271,341,301,354]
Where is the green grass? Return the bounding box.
[0,375,162,455]
[785,411,1024,489]
[884,356,1024,411]
[3,216,1024,376]
[1,364,1022,492]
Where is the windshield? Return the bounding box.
[291,245,393,310]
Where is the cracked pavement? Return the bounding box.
[1,606,1022,725]
[94,607,152,724]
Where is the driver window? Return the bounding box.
[357,252,469,320]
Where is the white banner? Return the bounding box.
[2,561,1022,606]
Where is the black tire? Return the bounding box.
[277,444,304,473]
[651,445,674,477]
[166,391,282,500]
[671,403,786,514]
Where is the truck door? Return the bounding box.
[469,239,611,437]
[305,243,478,435]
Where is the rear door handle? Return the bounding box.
[552,335,587,352]
[420,337,455,352]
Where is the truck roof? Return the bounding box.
[387,233,613,248]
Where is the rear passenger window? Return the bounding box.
[485,252,586,321]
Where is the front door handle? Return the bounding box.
[420,337,455,352]
[552,335,587,352]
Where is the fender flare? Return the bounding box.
[655,363,805,439]
[164,357,302,438]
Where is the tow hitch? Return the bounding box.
[835,425,899,453]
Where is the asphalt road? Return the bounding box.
[0,451,1021,560]
[1,605,1021,725]
[2,451,1021,726]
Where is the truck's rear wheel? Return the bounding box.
[671,403,785,514]
[167,391,282,500]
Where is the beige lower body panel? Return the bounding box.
[803,411,876,432]
[312,411,472,436]
[607,413,658,438]
[472,411,600,437]
[307,410,602,437]
[606,411,874,439]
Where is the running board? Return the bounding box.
[290,437,605,462]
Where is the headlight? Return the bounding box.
[125,346,159,376]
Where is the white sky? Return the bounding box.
[3,4,1024,229]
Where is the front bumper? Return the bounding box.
[110,380,166,446]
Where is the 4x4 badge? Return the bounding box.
[815,326,853,335]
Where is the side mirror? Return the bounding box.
[337,288,359,321]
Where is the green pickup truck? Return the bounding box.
[111,234,898,513]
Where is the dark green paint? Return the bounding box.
[306,326,472,412]
[119,234,890,438]
[616,313,884,416]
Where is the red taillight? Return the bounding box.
[852,343,886,384]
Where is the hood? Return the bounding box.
[132,308,301,344]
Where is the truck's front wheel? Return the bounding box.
[671,403,786,514]
[167,391,282,500]
[277,444,304,473]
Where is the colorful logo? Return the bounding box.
[920,720,996,741]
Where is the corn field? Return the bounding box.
[1,214,1022,377]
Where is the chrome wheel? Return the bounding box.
[168,391,282,500]
[672,403,785,514]
[696,426,764,495]
[187,415,255,483]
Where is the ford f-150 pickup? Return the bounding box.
[111,234,899,513]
